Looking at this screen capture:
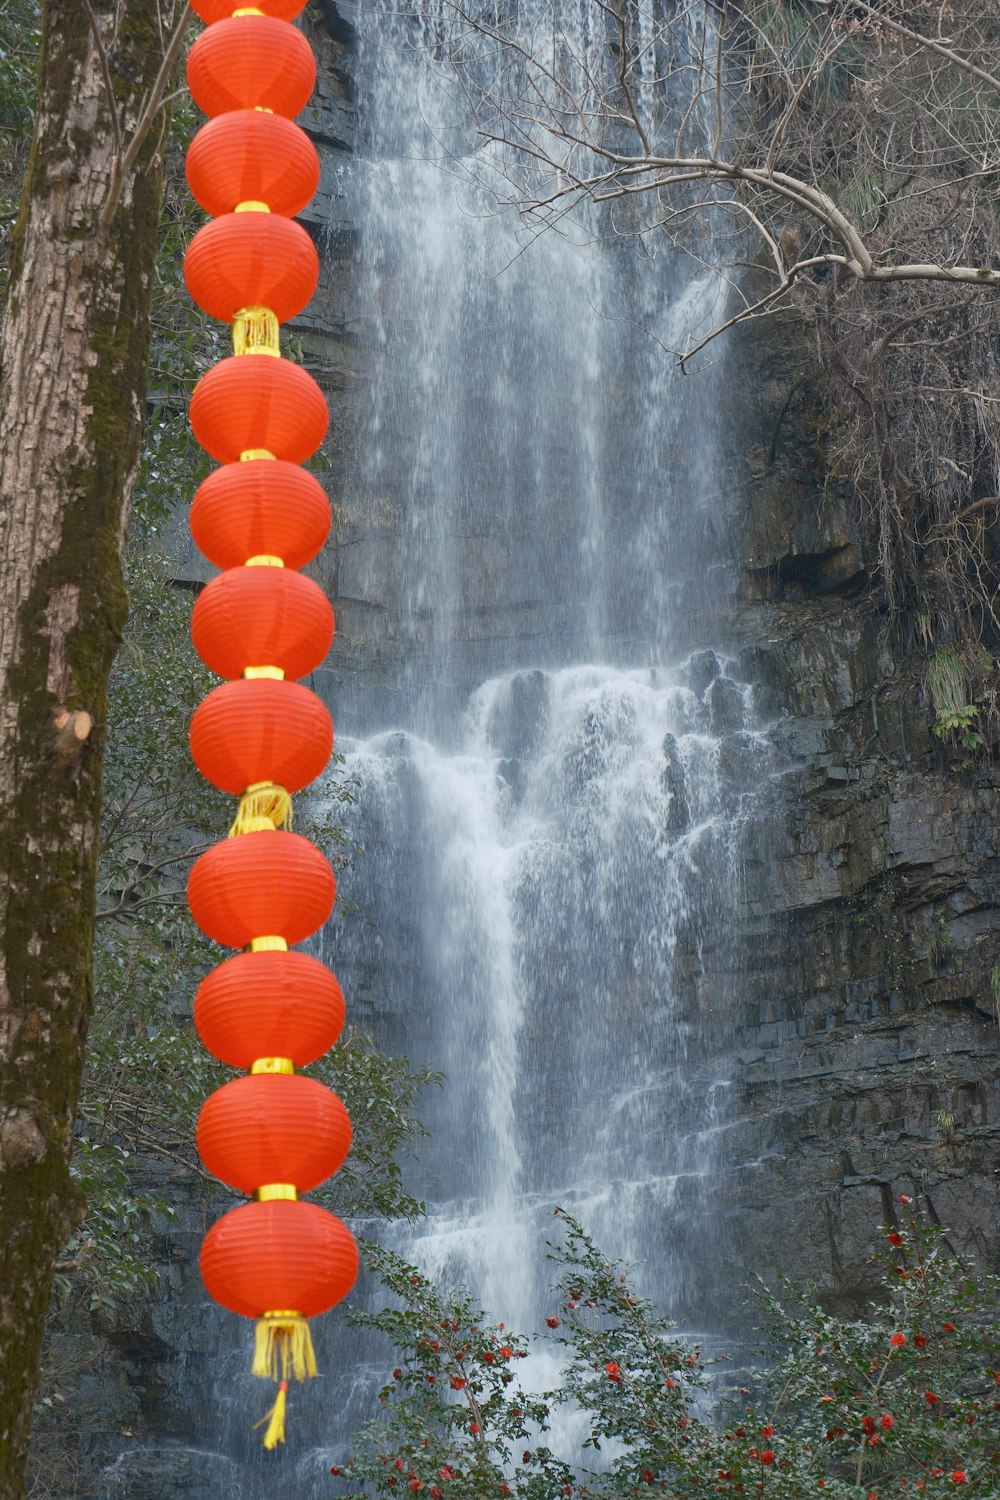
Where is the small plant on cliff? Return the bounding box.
[329,1202,1000,1497]
[925,651,985,754]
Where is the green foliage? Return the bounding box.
[335,1243,573,1498]
[332,1204,1000,1497]
[924,651,987,752]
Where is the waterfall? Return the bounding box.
[316,0,761,1455]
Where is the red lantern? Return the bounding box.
[190,678,333,795]
[190,461,331,570]
[185,214,319,325]
[197,1074,352,1194]
[187,17,316,119]
[191,567,334,680]
[200,1199,358,1320]
[191,0,308,21]
[188,829,335,949]
[186,112,320,218]
[194,950,345,1068]
[190,355,328,464]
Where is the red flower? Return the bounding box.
[395,1459,405,1471]
[605,1362,622,1382]
[887,1232,904,1247]
[451,1377,466,1390]
[430,1490,441,1499]
[951,1473,967,1484]
[664,1378,676,1389]
[880,1415,894,1430]
[761,1451,775,1465]
[941,1323,956,1332]
[890,1333,906,1347]
[861,1417,877,1436]
[426,1376,435,1385]
[901,1194,911,1203]
[501,1487,510,1496]
[330,1467,342,1476]
[546,1316,560,1328]
[761,1426,774,1438]
[482,1352,494,1364]
[470,1423,480,1435]
[925,1391,939,1404]
[915,1335,927,1348]
[409,1483,421,1494]
[393,1368,402,1380]
[499,1346,512,1359]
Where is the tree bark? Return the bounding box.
[0,3,181,1490]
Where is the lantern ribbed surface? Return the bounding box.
[185,214,319,324]
[197,1074,352,1195]
[190,355,328,464]
[193,456,334,567]
[191,566,334,680]
[189,678,333,795]
[187,17,316,119]
[186,112,320,218]
[188,829,336,949]
[194,950,345,1068]
[190,461,331,570]
[200,1199,359,1320]
[191,0,308,21]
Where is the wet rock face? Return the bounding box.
[713,277,1000,1304]
[714,595,1000,1315]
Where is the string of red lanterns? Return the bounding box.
[183,0,358,1449]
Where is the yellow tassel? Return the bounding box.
[254,1380,287,1450]
[245,555,284,567]
[249,935,287,952]
[230,783,293,836]
[240,447,276,461]
[233,305,280,358]
[253,1312,318,1382]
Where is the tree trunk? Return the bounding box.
[0,3,179,1490]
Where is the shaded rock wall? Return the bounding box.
[714,309,1000,1315]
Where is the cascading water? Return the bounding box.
[316,0,763,1466]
